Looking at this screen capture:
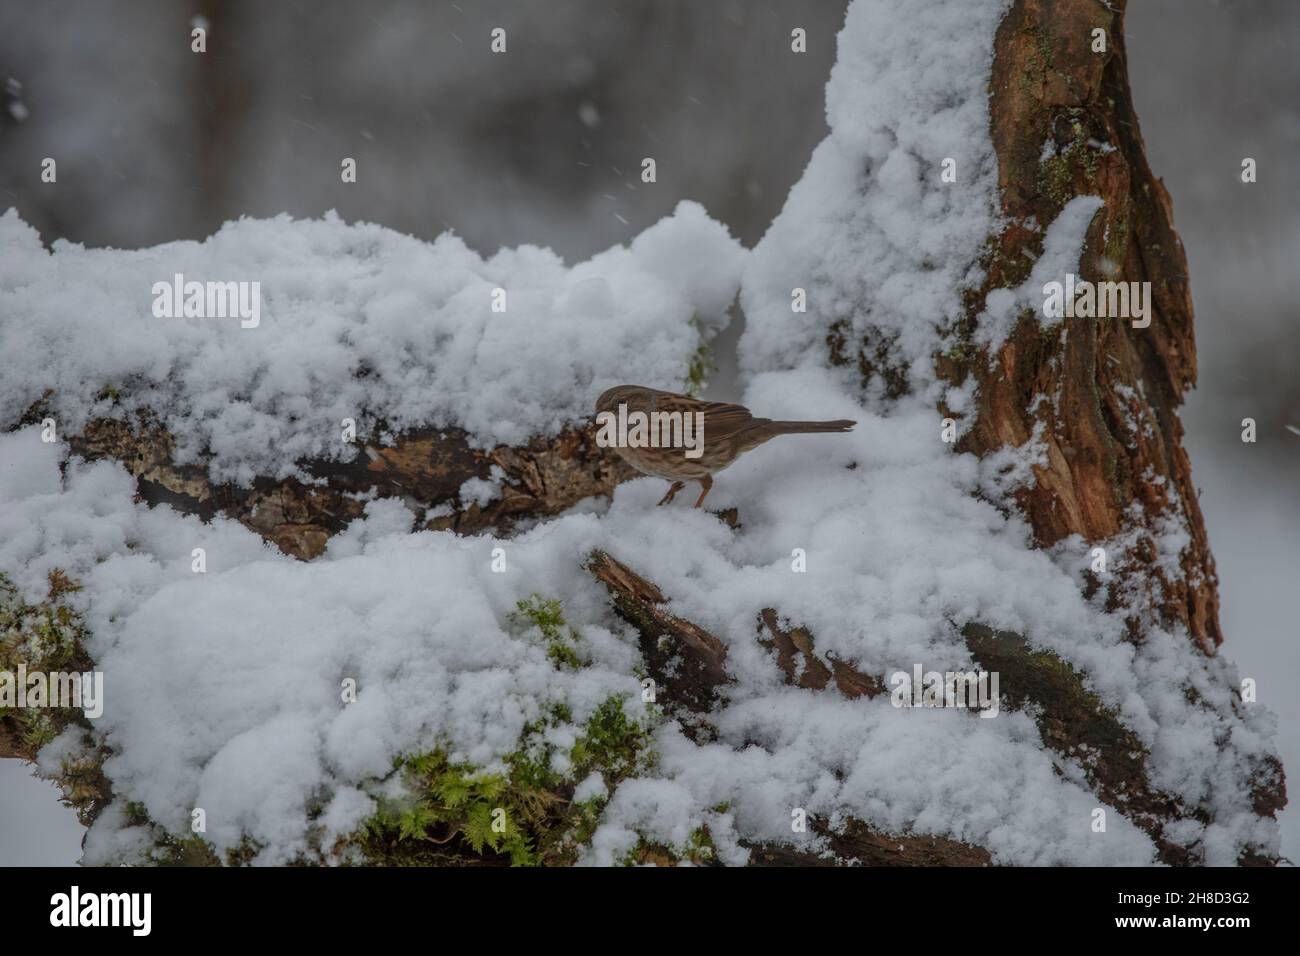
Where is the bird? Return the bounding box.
[595,385,856,508]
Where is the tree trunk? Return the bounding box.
[945,0,1220,648]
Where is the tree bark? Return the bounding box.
[942,0,1218,647]
[63,415,634,560]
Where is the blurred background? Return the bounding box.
[0,0,1295,864]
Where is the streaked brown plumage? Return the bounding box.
[595,385,855,508]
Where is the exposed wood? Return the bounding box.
[67,416,635,559]
[586,549,730,721]
[758,608,883,699]
[943,0,1220,650]
[748,820,992,867]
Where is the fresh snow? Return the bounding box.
[0,200,745,484]
[0,0,1280,867]
[978,195,1104,350]
[742,0,1011,404]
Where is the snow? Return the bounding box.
[0,200,745,484]
[1,369,1276,864]
[0,0,1281,867]
[0,760,82,865]
[742,0,1010,401]
[572,772,607,804]
[458,468,505,508]
[978,195,1104,350]
[731,0,1276,864]
[1,427,652,864]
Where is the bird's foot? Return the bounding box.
[657,481,685,506]
[692,476,714,509]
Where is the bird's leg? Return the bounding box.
[657,481,685,506]
[692,475,714,509]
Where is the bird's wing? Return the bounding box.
[697,401,763,439]
[630,389,767,441]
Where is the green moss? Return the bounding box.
[160,834,225,867]
[1017,26,1062,98]
[511,595,584,670]
[0,570,108,822]
[357,693,655,866]
[1037,106,1110,217]
[684,317,717,398]
[124,800,151,828]
[115,801,226,866]
[1041,153,1075,206]
[686,825,718,863]
[0,570,91,675]
[943,341,976,366]
[570,695,655,781]
[620,825,718,867]
[364,750,542,865]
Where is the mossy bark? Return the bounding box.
[945,0,1218,648]
[65,416,634,559]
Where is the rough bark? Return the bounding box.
[64,415,634,559]
[758,608,884,699]
[586,550,731,725]
[748,823,992,867]
[940,0,1218,648]
[965,623,1187,864]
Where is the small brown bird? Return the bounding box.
[595,385,856,508]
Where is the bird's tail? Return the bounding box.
[765,419,856,434]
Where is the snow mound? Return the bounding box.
[742,0,1010,398]
[0,201,744,484]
